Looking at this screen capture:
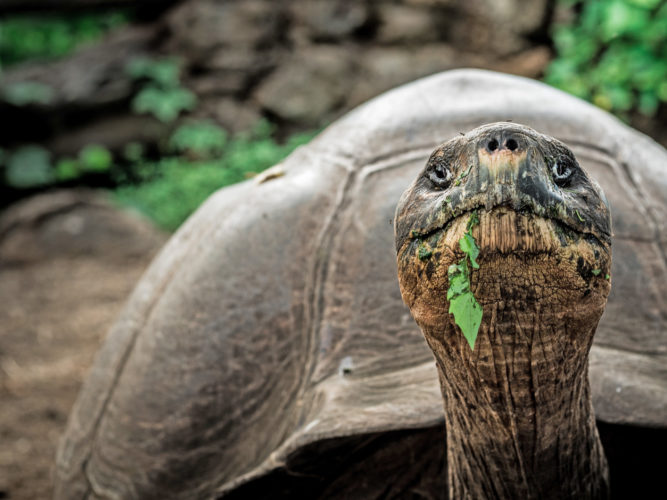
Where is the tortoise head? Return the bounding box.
[394,122,613,497]
[395,122,612,352]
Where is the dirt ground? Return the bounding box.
[0,191,166,500]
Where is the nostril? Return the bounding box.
[487,139,499,152]
[506,138,518,151]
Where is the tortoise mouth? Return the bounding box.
[406,204,609,257]
[398,206,612,318]
[402,206,611,278]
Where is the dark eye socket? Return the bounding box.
[426,160,452,189]
[551,155,577,187]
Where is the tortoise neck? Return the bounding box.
[426,302,610,500]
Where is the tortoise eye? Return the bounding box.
[551,155,576,187]
[427,160,452,189]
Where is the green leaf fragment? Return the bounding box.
[592,269,601,276]
[459,232,480,269]
[5,145,54,188]
[446,212,484,350]
[79,144,112,172]
[466,210,480,230]
[575,209,585,222]
[448,262,464,276]
[418,244,432,261]
[131,86,197,123]
[55,158,79,181]
[446,272,469,299]
[605,273,610,280]
[457,164,473,181]
[448,292,483,350]
[3,81,54,106]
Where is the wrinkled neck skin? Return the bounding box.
[427,268,609,500]
[398,211,611,500]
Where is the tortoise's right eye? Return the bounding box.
[427,160,452,189]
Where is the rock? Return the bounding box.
[0,190,165,266]
[166,0,283,57]
[347,44,483,108]
[290,0,371,42]
[187,47,279,96]
[0,26,155,110]
[376,4,440,44]
[447,0,550,55]
[0,0,178,14]
[47,113,168,158]
[205,47,277,74]
[253,46,354,125]
[490,46,551,79]
[483,0,549,37]
[194,97,262,134]
[0,25,157,148]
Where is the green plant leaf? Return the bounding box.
[459,232,480,269]
[132,86,197,123]
[55,158,79,181]
[418,244,432,261]
[448,292,483,350]
[126,57,181,88]
[123,142,144,163]
[0,12,130,67]
[545,0,667,118]
[3,81,54,106]
[447,272,470,300]
[78,145,112,172]
[113,128,318,231]
[5,145,54,188]
[169,121,228,157]
[446,213,483,350]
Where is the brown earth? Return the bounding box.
[0,190,166,500]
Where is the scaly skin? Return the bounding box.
[396,123,612,499]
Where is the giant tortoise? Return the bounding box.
[55,70,667,499]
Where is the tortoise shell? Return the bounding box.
[55,70,667,499]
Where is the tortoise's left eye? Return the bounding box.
[426,160,452,189]
[551,155,576,187]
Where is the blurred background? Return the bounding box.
[1,0,665,498]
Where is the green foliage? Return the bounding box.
[418,243,433,261]
[79,145,112,172]
[122,142,145,163]
[55,158,79,181]
[546,0,667,117]
[2,81,54,106]
[126,57,181,87]
[51,144,113,182]
[447,212,483,350]
[459,233,480,269]
[1,143,114,187]
[0,12,129,68]
[448,289,483,350]
[113,123,317,231]
[168,121,228,158]
[132,87,197,123]
[4,145,54,188]
[127,57,197,123]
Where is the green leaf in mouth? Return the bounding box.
[447,211,483,350]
